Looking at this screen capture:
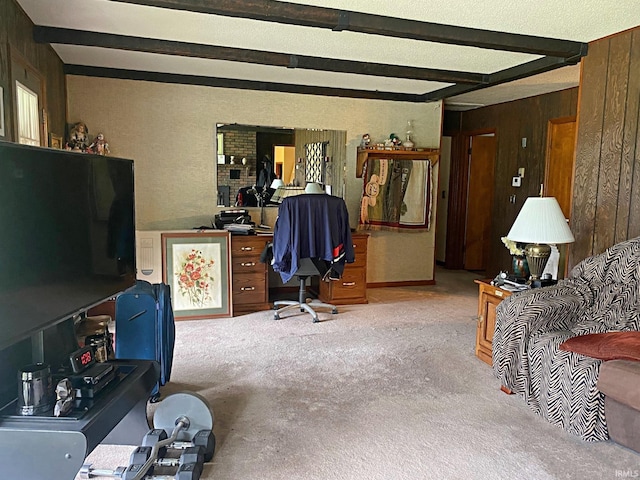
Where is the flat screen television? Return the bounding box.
[0,140,136,352]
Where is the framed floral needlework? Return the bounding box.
[162,231,232,320]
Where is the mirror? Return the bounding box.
[215,124,347,207]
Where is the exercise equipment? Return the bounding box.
[79,392,214,480]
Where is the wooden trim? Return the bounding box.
[367,280,436,288]
[356,147,440,178]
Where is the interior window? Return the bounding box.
[16,81,40,146]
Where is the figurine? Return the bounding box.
[67,122,89,152]
[89,133,110,155]
[360,133,371,148]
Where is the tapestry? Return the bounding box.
[359,157,432,231]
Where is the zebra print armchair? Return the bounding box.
[492,236,640,441]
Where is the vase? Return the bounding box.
[512,255,530,279]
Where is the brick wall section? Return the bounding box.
[218,129,256,205]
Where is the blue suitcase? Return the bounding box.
[115,280,175,399]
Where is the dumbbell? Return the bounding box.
[80,463,201,480]
[123,462,202,480]
[130,444,204,467]
[80,392,214,480]
[143,428,215,462]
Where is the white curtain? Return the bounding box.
[16,82,40,146]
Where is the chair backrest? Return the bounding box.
[271,193,354,283]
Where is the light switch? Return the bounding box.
[512,176,521,187]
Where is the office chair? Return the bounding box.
[273,258,338,323]
[271,191,354,322]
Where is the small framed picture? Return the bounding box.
[49,133,63,149]
[162,231,232,320]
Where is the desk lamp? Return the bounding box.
[506,197,575,281]
[258,179,285,228]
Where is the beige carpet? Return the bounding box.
[80,268,639,479]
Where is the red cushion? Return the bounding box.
[559,332,640,361]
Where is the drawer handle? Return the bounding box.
[342,281,356,286]
[241,246,254,251]
[241,262,256,267]
[241,286,256,291]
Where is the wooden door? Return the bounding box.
[545,117,576,218]
[465,135,496,270]
[544,117,576,277]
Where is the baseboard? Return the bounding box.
[367,279,436,288]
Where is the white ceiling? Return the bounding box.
[15,0,640,109]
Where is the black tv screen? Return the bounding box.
[0,140,136,350]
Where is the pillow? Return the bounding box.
[559,331,640,361]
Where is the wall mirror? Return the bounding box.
[215,123,346,207]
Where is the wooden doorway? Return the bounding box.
[544,117,576,217]
[464,133,496,271]
[544,116,576,277]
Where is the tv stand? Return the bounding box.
[0,359,159,479]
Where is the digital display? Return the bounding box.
[70,346,95,373]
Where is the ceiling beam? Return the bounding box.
[110,0,588,58]
[64,65,426,102]
[420,56,574,101]
[34,26,485,85]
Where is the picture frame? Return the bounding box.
[162,231,232,320]
[49,133,63,149]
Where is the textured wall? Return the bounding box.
[66,76,442,283]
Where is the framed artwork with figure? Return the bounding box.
[162,231,232,320]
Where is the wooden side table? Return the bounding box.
[474,279,512,366]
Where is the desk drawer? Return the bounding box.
[351,235,368,267]
[232,273,267,304]
[325,266,366,301]
[232,257,263,274]
[231,236,269,258]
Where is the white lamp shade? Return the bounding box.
[270,179,285,189]
[304,182,324,194]
[507,197,575,244]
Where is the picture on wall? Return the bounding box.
[162,231,232,319]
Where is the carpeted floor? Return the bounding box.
[80,268,639,479]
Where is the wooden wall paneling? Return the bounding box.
[630,30,640,238]
[594,33,630,254]
[618,30,640,241]
[1,0,66,143]
[452,88,578,275]
[444,133,468,269]
[571,39,610,267]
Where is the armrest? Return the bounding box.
[496,282,592,337]
[492,281,593,392]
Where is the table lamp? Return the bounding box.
[506,197,575,281]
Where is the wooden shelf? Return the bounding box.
[356,147,440,178]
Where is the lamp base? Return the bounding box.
[525,243,551,280]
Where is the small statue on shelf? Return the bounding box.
[66,121,89,152]
[88,132,110,155]
[360,133,371,148]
